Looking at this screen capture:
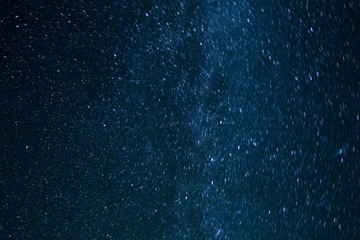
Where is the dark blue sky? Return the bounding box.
[1,0,360,239]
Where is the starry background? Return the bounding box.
[1,0,360,239]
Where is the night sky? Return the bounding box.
[1,0,360,239]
